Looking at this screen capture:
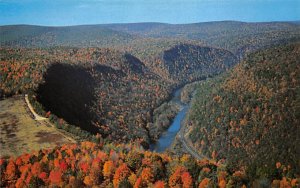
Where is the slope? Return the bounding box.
[185,43,300,179]
[0,25,136,48]
[1,141,298,187]
[2,21,300,59]
[107,21,300,57]
[0,96,75,158]
[1,44,238,146]
[0,47,171,146]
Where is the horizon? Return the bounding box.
[0,0,299,26]
[1,20,300,27]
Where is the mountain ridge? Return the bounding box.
[2,21,300,60]
[185,42,300,179]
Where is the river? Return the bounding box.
[150,87,188,152]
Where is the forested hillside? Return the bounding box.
[0,25,136,48]
[120,42,238,82]
[1,141,298,188]
[186,43,300,180]
[0,45,235,147]
[0,48,170,145]
[2,21,300,59]
[1,21,299,187]
[106,21,300,57]
[160,44,237,82]
[1,21,298,150]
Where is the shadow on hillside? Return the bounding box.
[36,63,98,134]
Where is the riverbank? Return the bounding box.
[150,81,204,153]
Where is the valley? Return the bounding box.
[0,21,300,187]
[186,42,300,180]
[150,86,187,153]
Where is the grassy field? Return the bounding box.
[0,96,76,158]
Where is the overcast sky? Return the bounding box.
[0,0,299,26]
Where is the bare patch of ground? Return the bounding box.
[0,96,76,158]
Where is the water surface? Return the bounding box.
[150,105,188,152]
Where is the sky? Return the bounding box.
[0,0,299,26]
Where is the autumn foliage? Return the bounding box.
[0,141,299,188]
[187,43,300,180]
[1,24,300,188]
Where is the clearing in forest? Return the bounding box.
[0,96,76,158]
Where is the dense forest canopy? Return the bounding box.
[0,21,300,187]
[186,43,300,180]
[0,43,237,146]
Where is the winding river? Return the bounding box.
[150,87,188,152]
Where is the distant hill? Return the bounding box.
[1,20,299,148]
[186,43,300,179]
[106,21,300,58]
[290,21,300,25]
[159,44,237,82]
[1,21,300,58]
[117,41,238,83]
[0,25,136,47]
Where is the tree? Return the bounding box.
[181,172,193,188]
[31,162,42,176]
[103,160,114,179]
[141,167,154,184]
[5,160,16,181]
[154,180,165,188]
[169,166,189,188]
[49,170,62,186]
[113,163,131,187]
[84,175,93,186]
[128,173,137,186]
[134,177,143,188]
[79,162,90,173]
[198,178,210,188]
[15,178,25,188]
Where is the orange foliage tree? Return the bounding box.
[103,160,115,179]
[113,163,131,187]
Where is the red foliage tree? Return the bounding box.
[181,171,193,188]
[154,180,165,188]
[49,170,62,185]
[5,160,16,181]
[141,167,154,184]
[169,166,189,188]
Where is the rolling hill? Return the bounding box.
[159,44,237,82]
[0,47,169,145]
[185,42,300,180]
[2,21,300,59]
[0,44,236,147]
[106,21,300,57]
[1,21,300,187]
[0,25,136,48]
[1,21,299,149]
